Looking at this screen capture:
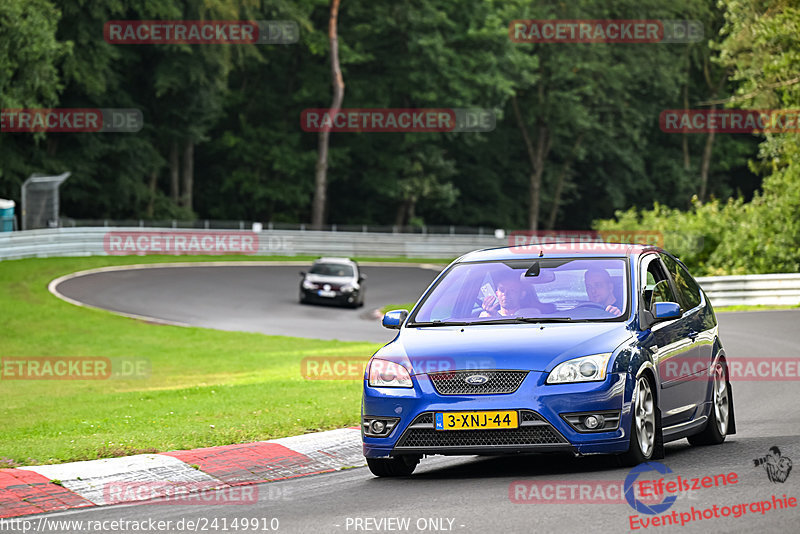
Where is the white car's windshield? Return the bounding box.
[309,263,354,277]
[410,258,628,324]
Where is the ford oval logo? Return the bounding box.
[464,374,489,385]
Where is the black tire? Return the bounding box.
[688,362,730,446]
[366,456,419,477]
[619,374,659,466]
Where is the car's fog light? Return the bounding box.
[561,411,619,433]
[583,415,601,430]
[362,417,400,437]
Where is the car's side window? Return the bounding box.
[640,255,677,311]
[660,254,702,310]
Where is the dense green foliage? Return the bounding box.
[1,1,765,226]
[597,0,800,275]
[1,0,796,272]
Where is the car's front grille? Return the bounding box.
[394,410,568,449]
[427,370,528,395]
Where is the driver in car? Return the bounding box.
[584,267,622,317]
[480,274,527,317]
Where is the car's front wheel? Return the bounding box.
[619,374,658,466]
[688,361,730,446]
[366,455,419,477]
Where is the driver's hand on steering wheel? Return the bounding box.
[605,305,622,317]
[482,294,500,315]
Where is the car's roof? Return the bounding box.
[456,243,664,263]
[313,257,356,265]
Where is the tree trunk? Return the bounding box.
[169,142,180,203]
[146,170,158,217]
[393,196,416,228]
[681,80,690,171]
[699,109,715,202]
[181,141,194,210]
[311,0,344,229]
[512,92,550,232]
[697,61,728,202]
[546,134,583,230]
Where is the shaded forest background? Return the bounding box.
[1,0,798,273]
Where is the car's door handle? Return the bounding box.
[688,330,699,340]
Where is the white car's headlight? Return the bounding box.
[368,359,412,388]
[546,353,613,384]
[341,283,356,293]
[302,280,317,289]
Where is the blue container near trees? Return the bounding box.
[0,199,16,232]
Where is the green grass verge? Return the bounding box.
[0,255,452,467]
[714,303,800,313]
[379,302,417,314]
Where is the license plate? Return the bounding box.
[318,290,336,298]
[435,410,518,431]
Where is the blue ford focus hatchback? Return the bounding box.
[362,244,735,476]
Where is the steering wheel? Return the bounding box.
[571,302,610,312]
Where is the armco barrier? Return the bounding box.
[696,273,800,307]
[0,227,503,261]
[1,228,797,307]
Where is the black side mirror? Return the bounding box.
[299,271,306,276]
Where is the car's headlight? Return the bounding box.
[341,283,356,293]
[368,359,413,388]
[302,280,317,289]
[546,353,613,384]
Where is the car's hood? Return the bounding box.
[373,322,633,373]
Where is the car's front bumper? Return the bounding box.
[301,288,359,305]
[362,371,630,458]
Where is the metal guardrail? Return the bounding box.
[1,228,798,307]
[0,227,504,261]
[696,273,800,307]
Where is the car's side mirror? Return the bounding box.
[382,310,408,329]
[653,302,681,320]
[299,271,306,276]
[359,273,367,281]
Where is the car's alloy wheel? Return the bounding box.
[634,376,656,457]
[712,363,729,436]
[619,374,658,466]
[688,361,730,446]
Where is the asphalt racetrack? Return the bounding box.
[54,263,442,343]
[50,265,800,533]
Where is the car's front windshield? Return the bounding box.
[309,263,354,277]
[409,258,628,324]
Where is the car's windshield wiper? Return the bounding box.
[407,320,472,327]
[468,317,574,325]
